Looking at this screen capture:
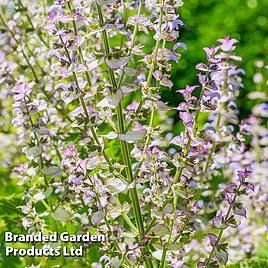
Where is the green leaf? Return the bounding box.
[119,129,146,143]
[107,178,128,194]
[51,207,70,222]
[150,224,169,237]
[42,166,61,176]
[215,248,228,264]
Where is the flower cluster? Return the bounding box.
[0,1,266,268]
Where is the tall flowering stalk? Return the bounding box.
[1,1,265,268]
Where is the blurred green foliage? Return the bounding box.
[226,259,268,268]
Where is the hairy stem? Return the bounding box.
[58,33,115,173]
[85,172,133,267]
[159,84,205,266]
[116,0,142,91]
[96,4,154,267]
[205,185,241,266]
[67,0,92,87]
[203,112,222,173]
[0,14,51,96]
[24,97,60,237]
[17,0,49,48]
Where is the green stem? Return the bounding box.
[113,0,142,92]
[116,201,139,235]
[145,217,157,234]
[145,84,206,233]
[67,0,92,87]
[159,247,167,268]
[133,104,156,178]
[0,14,39,82]
[205,185,240,266]
[159,85,205,267]
[134,36,166,178]
[203,113,222,173]
[159,195,177,268]
[119,0,129,49]
[86,172,132,267]
[203,69,228,176]
[24,97,59,236]
[172,221,187,244]
[42,0,46,17]
[146,5,164,87]
[17,0,49,48]
[125,98,143,131]
[12,1,51,76]
[96,4,154,267]
[125,3,163,133]
[58,34,115,172]
[24,97,43,168]
[1,14,70,120]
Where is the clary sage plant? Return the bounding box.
[0,0,267,267]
